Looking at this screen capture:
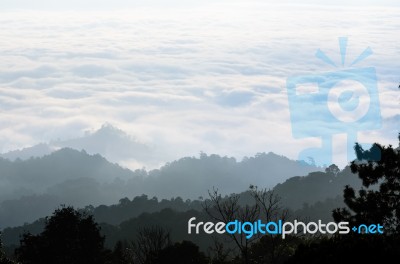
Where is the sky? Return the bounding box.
[1,0,400,10]
[0,1,398,168]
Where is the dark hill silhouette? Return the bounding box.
[0,148,139,228]
[0,147,134,197]
[1,165,363,250]
[274,166,362,209]
[0,194,349,256]
[0,148,321,228]
[141,152,320,199]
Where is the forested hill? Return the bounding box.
[0,147,134,195]
[1,165,362,250]
[274,165,362,209]
[0,148,320,228]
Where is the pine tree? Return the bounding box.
[333,133,400,234]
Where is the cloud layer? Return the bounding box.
[0,2,398,168]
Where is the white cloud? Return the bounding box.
[0,3,398,168]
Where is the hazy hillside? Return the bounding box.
[0,147,321,228]
[1,165,362,247]
[54,124,157,167]
[1,208,212,253]
[141,152,321,199]
[0,143,55,161]
[0,124,158,169]
[0,148,135,199]
[274,166,362,209]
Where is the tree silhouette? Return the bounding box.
[157,240,208,264]
[288,133,400,263]
[16,206,107,264]
[249,234,301,264]
[286,235,400,264]
[333,134,400,233]
[203,188,260,264]
[207,237,232,264]
[108,240,133,264]
[0,233,15,264]
[249,186,296,263]
[203,187,291,264]
[325,164,340,176]
[130,226,171,264]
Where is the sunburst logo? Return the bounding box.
[286,37,381,166]
[315,37,373,68]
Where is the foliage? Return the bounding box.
[90,194,203,225]
[131,226,171,264]
[203,188,260,264]
[0,233,15,264]
[289,133,400,263]
[249,235,301,264]
[157,240,208,264]
[333,134,400,233]
[203,186,297,264]
[15,206,107,264]
[286,235,400,264]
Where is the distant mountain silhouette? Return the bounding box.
[274,166,362,209]
[0,149,321,228]
[0,124,156,169]
[0,148,138,228]
[53,123,155,165]
[0,148,134,195]
[0,163,359,232]
[0,143,55,161]
[141,152,321,199]
[0,162,365,252]
[2,163,362,251]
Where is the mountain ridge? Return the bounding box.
[0,147,321,228]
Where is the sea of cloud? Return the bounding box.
[0,2,398,168]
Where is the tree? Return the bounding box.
[249,234,301,264]
[249,186,298,264]
[325,164,339,176]
[286,235,400,264]
[333,134,400,233]
[16,206,107,264]
[207,237,232,264]
[203,188,260,264]
[0,233,15,264]
[288,133,400,263]
[157,240,208,264]
[130,226,171,264]
[203,187,291,264]
[108,240,133,264]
